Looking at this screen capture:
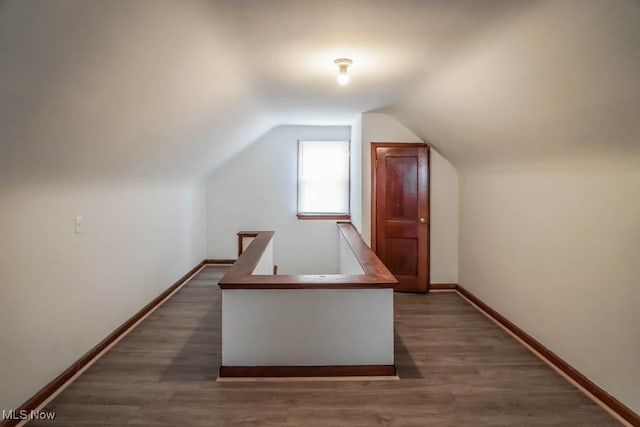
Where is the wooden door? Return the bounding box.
[372,143,429,293]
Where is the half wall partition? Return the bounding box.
[218,222,397,378]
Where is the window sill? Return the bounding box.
[297,214,351,221]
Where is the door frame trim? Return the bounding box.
[370,142,431,290]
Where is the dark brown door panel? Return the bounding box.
[372,143,429,293]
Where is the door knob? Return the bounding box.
[419,217,426,224]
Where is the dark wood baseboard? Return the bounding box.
[430,283,458,290]
[204,259,236,265]
[219,365,397,378]
[456,284,639,426]
[0,261,206,427]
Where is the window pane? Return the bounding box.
[298,141,349,214]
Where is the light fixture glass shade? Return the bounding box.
[334,58,352,86]
[337,70,349,85]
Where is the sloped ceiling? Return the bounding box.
[387,0,640,170]
[1,0,638,185]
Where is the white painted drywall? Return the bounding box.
[339,230,366,275]
[205,125,351,274]
[359,112,458,284]
[389,0,640,169]
[0,0,273,186]
[251,239,274,275]
[0,181,205,411]
[221,289,394,366]
[430,152,459,284]
[190,182,207,263]
[386,0,640,413]
[459,157,640,414]
[0,1,528,186]
[350,115,363,234]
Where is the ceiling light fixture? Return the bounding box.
[334,58,353,85]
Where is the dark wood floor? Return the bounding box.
[30,266,620,426]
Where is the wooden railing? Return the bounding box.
[219,222,397,289]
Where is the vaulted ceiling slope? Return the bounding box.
[1,0,638,185]
[388,0,640,170]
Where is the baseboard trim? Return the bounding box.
[0,261,206,427]
[219,365,397,378]
[429,283,458,290]
[217,375,399,383]
[204,259,236,265]
[455,284,639,426]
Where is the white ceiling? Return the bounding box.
[213,0,530,122]
[1,0,638,185]
[388,0,640,169]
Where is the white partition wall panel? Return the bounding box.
[338,232,365,275]
[251,239,273,275]
[222,289,394,366]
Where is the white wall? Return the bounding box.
[0,181,205,411]
[339,229,366,275]
[430,152,459,284]
[386,0,640,413]
[359,112,458,284]
[251,239,274,275]
[205,125,351,274]
[350,115,363,233]
[459,157,640,413]
[189,181,207,263]
[222,289,394,366]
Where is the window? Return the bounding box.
[297,140,350,219]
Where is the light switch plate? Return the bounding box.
[75,216,84,234]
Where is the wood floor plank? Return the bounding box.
[28,266,621,426]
